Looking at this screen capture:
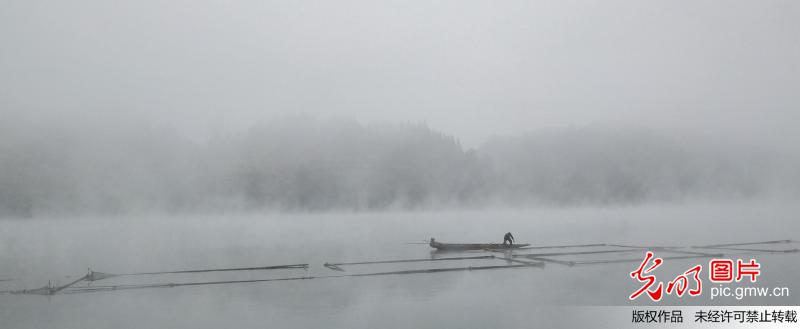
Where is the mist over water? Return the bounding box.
[2,0,799,218]
[1,204,798,329]
[2,0,799,327]
[1,116,798,218]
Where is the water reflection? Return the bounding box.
[1,204,798,328]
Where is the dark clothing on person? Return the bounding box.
[503,232,515,245]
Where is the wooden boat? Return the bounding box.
[429,238,530,250]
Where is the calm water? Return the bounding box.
[1,203,798,328]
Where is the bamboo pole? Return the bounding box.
[692,240,793,248]
[63,263,544,295]
[325,255,496,267]
[87,264,309,282]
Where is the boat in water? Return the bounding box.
[429,238,530,250]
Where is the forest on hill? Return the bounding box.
[0,117,796,217]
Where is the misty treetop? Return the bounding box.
[0,117,796,217]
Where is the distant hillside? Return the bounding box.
[479,127,790,205]
[0,118,796,217]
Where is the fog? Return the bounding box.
[2,0,799,144]
[3,3,800,328]
[0,115,797,217]
[1,0,799,217]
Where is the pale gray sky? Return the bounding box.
[1,0,798,146]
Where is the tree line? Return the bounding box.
[0,117,796,217]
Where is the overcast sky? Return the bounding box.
[1,0,798,147]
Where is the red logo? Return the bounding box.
[708,259,760,283]
[736,259,761,282]
[629,251,665,301]
[629,252,704,301]
[709,259,734,282]
[666,265,702,297]
[629,252,763,302]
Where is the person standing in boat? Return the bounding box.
[503,232,514,246]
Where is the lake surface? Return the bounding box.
[1,202,798,328]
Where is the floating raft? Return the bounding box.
[5,239,796,297]
[62,263,543,295]
[481,240,797,267]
